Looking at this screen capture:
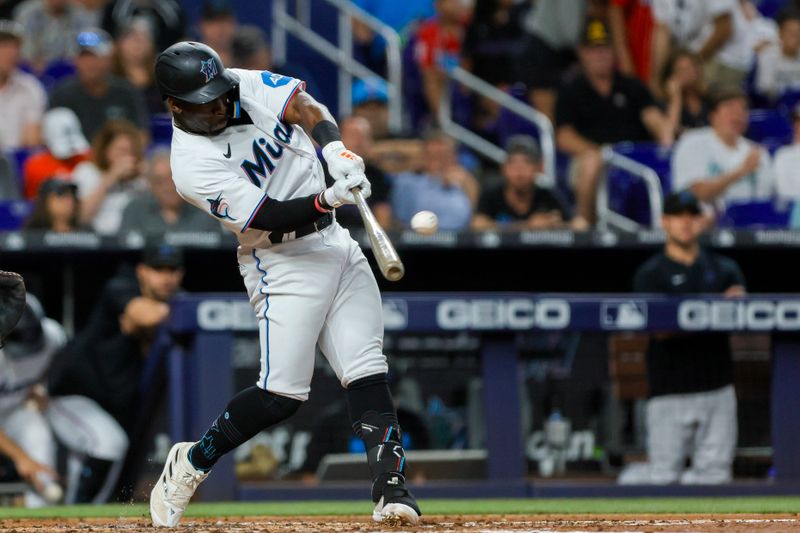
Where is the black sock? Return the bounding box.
[347,374,407,501]
[346,373,397,433]
[188,386,301,472]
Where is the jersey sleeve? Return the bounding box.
[172,154,269,234]
[718,256,746,290]
[234,68,306,122]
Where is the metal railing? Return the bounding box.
[597,146,664,230]
[272,0,404,134]
[438,66,557,181]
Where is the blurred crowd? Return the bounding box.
[1,0,800,235]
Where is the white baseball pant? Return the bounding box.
[238,223,388,401]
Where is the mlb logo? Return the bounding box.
[601,300,647,330]
[382,299,408,330]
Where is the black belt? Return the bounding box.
[268,212,333,244]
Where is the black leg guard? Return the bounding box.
[347,375,420,516]
[189,386,301,471]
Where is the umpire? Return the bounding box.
[620,191,744,485]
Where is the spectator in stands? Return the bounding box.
[73,0,107,25]
[111,19,162,115]
[351,0,434,76]
[50,29,148,136]
[461,0,528,87]
[650,0,751,92]
[619,190,743,485]
[391,130,477,231]
[13,0,94,72]
[773,103,800,199]
[119,147,222,235]
[671,87,773,212]
[197,0,237,66]
[72,119,147,235]
[756,8,800,101]
[516,0,587,122]
[351,77,391,141]
[0,20,46,150]
[608,0,654,85]
[472,135,570,231]
[50,29,149,141]
[101,0,185,53]
[228,25,320,100]
[556,18,673,226]
[24,179,81,232]
[23,108,91,200]
[49,244,184,433]
[661,49,710,134]
[413,0,470,120]
[325,117,392,230]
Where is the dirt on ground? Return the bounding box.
[1,514,800,533]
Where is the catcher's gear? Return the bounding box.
[155,41,240,116]
[0,270,26,348]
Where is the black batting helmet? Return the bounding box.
[155,41,239,105]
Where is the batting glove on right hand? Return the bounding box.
[322,174,372,208]
[322,141,366,181]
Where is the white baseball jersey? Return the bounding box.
[170,69,388,400]
[171,69,327,251]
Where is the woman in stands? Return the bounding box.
[661,49,709,136]
[25,179,82,233]
[111,20,163,115]
[71,119,147,235]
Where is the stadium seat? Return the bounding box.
[719,200,794,228]
[754,0,790,18]
[39,59,76,92]
[747,109,793,145]
[150,114,173,144]
[0,200,32,230]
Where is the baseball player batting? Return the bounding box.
[149,42,420,527]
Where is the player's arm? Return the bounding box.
[282,89,367,182]
[0,429,56,489]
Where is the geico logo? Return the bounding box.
[436,299,570,330]
[678,300,800,331]
[197,301,259,331]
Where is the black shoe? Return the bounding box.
[371,475,421,525]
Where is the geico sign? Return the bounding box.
[197,301,258,331]
[436,298,570,330]
[678,300,800,331]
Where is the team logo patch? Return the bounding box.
[200,59,218,83]
[207,193,233,220]
[260,70,291,88]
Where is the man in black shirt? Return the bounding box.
[48,244,184,433]
[620,190,743,485]
[555,19,673,227]
[472,135,570,230]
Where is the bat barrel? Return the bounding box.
[352,188,405,282]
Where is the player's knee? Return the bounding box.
[256,388,302,425]
[341,359,388,389]
[90,423,129,461]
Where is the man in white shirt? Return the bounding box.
[651,0,751,91]
[773,104,800,199]
[671,87,774,211]
[756,9,800,100]
[0,20,46,150]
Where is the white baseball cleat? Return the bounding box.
[150,442,209,527]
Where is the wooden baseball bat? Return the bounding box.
[352,188,404,281]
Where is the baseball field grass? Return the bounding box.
[0,497,799,531]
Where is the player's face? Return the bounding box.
[137,264,184,302]
[662,212,703,247]
[172,97,229,135]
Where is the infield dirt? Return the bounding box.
[0,514,799,532]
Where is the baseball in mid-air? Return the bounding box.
[410,210,438,235]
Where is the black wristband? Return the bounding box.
[311,120,341,147]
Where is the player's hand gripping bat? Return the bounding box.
[352,188,404,282]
